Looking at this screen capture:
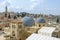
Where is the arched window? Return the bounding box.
[19,38,21,40]
[39,25,41,27]
[43,24,45,26]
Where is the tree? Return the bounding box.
[17,13,20,17]
[57,18,59,23]
[13,16,17,19]
[20,12,26,17]
[8,14,11,18]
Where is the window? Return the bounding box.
[26,36,28,38]
[19,38,21,40]
[18,25,22,28]
[39,25,41,27]
[12,25,15,28]
[43,24,45,26]
[0,28,2,30]
[13,34,15,36]
[12,31,15,36]
[0,21,2,23]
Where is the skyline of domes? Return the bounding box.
[21,16,46,26]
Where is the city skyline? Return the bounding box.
[0,0,60,15]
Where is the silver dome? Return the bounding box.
[22,16,35,26]
[36,17,46,23]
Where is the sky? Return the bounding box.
[0,0,60,15]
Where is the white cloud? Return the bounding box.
[30,3,37,10]
[30,0,37,2]
[30,0,44,10]
[0,0,44,12]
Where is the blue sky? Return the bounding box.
[0,0,60,15]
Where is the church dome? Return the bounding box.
[36,17,46,23]
[21,16,35,26]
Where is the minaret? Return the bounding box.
[5,6,8,18]
[6,6,7,14]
